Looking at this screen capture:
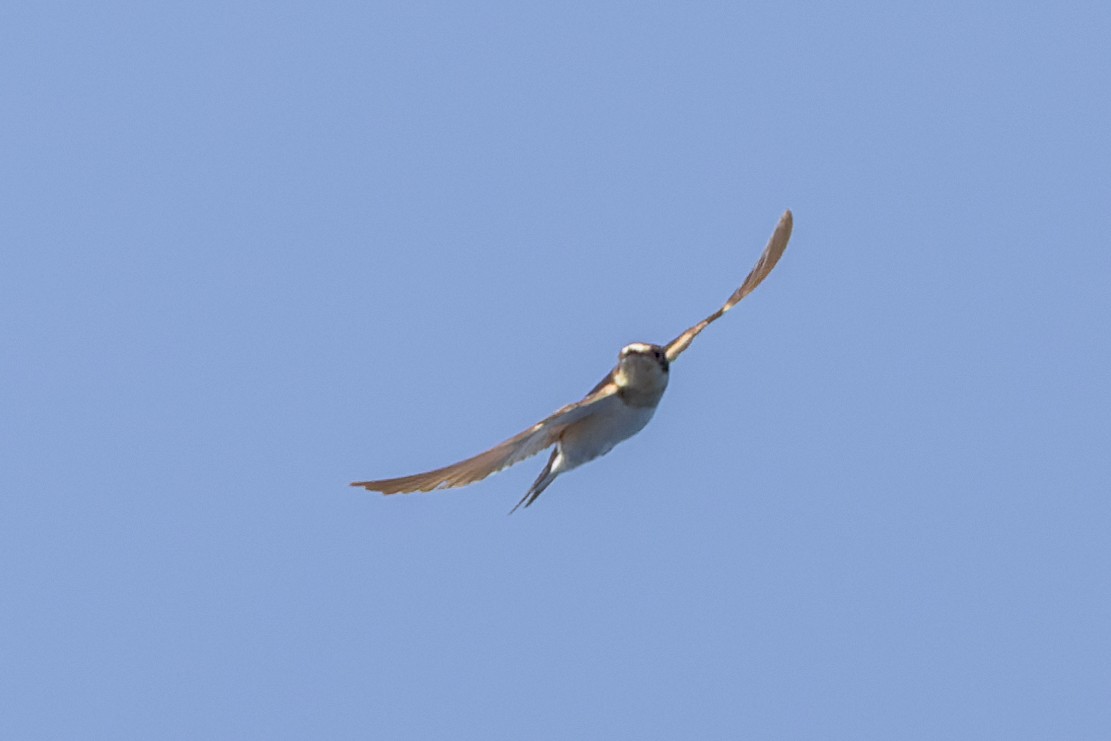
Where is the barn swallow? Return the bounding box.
[352,210,793,512]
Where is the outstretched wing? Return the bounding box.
[351,374,618,494]
[664,210,793,363]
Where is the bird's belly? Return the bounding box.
[558,401,657,470]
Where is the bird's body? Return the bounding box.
[516,342,668,510]
[554,387,657,471]
[352,210,793,511]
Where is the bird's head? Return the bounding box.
[614,342,669,391]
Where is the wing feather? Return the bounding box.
[665,210,792,362]
[351,375,617,494]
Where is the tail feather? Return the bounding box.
[510,448,560,514]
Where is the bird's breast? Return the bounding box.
[558,396,658,469]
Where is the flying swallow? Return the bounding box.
[352,210,793,511]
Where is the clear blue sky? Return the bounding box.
[3,3,1109,739]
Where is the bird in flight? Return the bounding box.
[352,210,793,512]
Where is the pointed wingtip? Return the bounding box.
[350,481,395,495]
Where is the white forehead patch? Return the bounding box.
[621,342,654,355]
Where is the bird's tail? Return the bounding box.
[510,448,560,514]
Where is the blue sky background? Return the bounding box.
[3,2,1109,738]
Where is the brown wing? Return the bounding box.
[664,209,793,363]
[351,374,618,495]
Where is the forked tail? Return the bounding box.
[510,448,560,514]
